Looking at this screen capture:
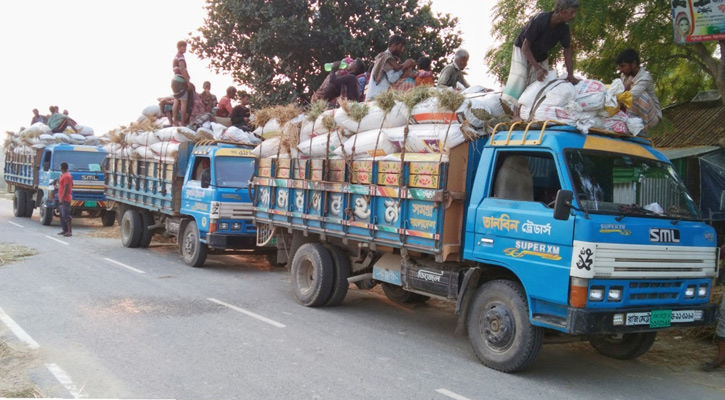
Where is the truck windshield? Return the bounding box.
[53,151,106,172]
[565,150,700,220]
[215,156,255,188]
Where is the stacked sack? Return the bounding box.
[3,121,99,155]
[102,104,262,162]
[517,72,645,135]
[252,85,507,162]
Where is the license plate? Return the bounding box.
[624,310,697,327]
[85,201,97,207]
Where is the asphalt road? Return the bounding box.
[0,197,724,400]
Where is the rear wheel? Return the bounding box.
[323,245,350,306]
[381,283,430,304]
[121,209,143,248]
[23,193,34,218]
[290,243,334,307]
[101,211,116,227]
[589,332,657,360]
[137,211,154,248]
[181,222,207,267]
[13,190,27,217]
[467,280,543,372]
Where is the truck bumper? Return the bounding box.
[207,233,256,250]
[566,304,719,335]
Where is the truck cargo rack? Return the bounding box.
[193,140,254,155]
[490,120,653,147]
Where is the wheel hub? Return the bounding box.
[482,304,515,351]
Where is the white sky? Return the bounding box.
[0,0,498,136]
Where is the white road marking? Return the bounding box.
[207,298,286,328]
[45,235,70,245]
[103,257,145,274]
[436,388,472,400]
[7,221,23,228]
[0,307,40,349]
[45,363,84,399]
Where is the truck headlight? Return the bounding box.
[698,285,708,298]
[685,285,696,299]
[589,287,604,302]
[608,287,623,301]
[219,222,229,230]
[232,222,241,230]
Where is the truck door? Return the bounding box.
[181,156,214,237]
[472,150,575,304]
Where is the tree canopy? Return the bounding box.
[485,0,721,107]
[190,0,462,107]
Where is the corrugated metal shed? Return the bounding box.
[659,146,719,160]
[653,98,725,148]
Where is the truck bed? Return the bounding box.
[3,150,38,189]
[105,156,184,215]
[253,143,475,262]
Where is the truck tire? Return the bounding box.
[290,243,334,307]
[39,200,53,226]
[137,211,154,248]
[323,244,350,306]
[101,210,116,227]
[121,209,143,248]
[589,332,657,360]
[381,283,430,304]
[23,193,34,218]
[467,280,543,372]
[181,222,208,267]
[13,190,27,218]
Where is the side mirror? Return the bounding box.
[720,190,725,212]
[200,170,211,189]
[553,190,573,221]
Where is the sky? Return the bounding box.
[0,0,498,137]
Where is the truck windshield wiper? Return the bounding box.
[615,204,659,221]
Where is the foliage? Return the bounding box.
[191,0,462,107]
[485,0,719,107]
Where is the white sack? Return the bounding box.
[149,141,180,158]
[384,124,467,154]
[76,125,95,136]
[84,136,100,146]
[172,127,197,142]
[142,104,162,118]
[69,134,86,144]
[456,93,506,129]
[53,133,70,143]
[332,129,399,159]
[572,79,606,111]
[333,101,408,133]
[222,126,253,143]
[410,97,456,124]
[131,131,161,146]
[253,137,282,158]
[297,132,344,158]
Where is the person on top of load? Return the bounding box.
[616,48,662,131]
[437,49,470,90]
[500,0,580,115]
[200,81,218,114]
[171,40,193,127]
[30,108,47,125]
[366,34,417,101]
[312,58,367,106]
[47,106,79,133]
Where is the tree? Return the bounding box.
[485,0,719,107]
[190,0,462,107]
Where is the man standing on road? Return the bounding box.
[501,0,580,114]
[57,162,73,237]
[171,40,192,127]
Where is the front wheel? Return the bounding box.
[589,332,657,360]
[181,222,207,267]
[467,280,543,372]
[39,200,53,226]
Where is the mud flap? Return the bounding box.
[455,267,481,336]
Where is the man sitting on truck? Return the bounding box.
[616,48,662,131]
[366,34,417,101]
[47,106,79,133]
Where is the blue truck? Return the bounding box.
[104,140,258,267]
[252,121,720,372]
[4,143,112,226]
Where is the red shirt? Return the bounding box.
[58,172,73,202]
[216,96,233,117]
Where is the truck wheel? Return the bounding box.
[137,211,154,248]
[323,245,350,306]
[39,200,53,226]
[467,280,543,372]
[589,332,657,360]
[13,190,27,218]
[290,243,334,307]
[381,283,430,304]
[181,222,208,267]
[121,209,143,248]
[101,211,116,227]
[23,193,34,218]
